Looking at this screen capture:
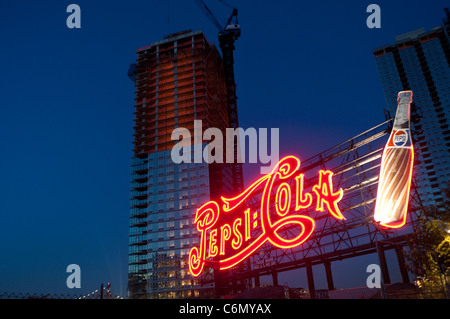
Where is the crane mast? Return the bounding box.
[194,0,243,193]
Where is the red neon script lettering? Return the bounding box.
[313,170,345,220]
[188,156,344,276]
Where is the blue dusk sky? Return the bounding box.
[0,1,448,297]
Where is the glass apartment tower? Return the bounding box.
[373,9,450,207]
[128,30,236,299]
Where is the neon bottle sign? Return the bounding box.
[188,156,344,277]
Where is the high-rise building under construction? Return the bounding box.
[373,9,450,208]
[127,30,241,299]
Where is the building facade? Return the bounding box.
[128,30,237,299]
[373,9,450,207]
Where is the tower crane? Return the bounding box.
[194,0,243,192]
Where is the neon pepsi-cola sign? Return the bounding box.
[188,155,345,276]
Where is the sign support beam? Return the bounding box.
[306,261,316,299]
[324,260,335,291]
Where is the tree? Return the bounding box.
[403,183,450,298]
